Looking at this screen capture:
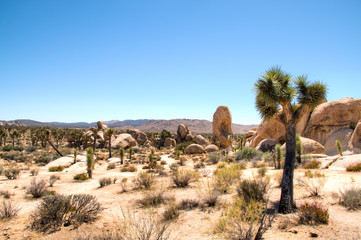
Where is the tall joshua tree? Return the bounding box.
[255,66,326,213]
[105,128,114,159]
[91,127,98,152]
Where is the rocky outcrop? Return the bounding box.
[212,106,233,150]
[185,144,205,154]
[164,137,176,148]
[349,121,361,153]
[97,121,108,131]
[194,135,209,146]
[128,129,148,145]
[281,137,325,154]
[205,144,219,153]
[176,124,193,142]
[112,134,137,149]
[256,139,278,152]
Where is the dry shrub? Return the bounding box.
[31,194,102,233]
[28,178,47,198]
[134,172,155,190]
[339,187,361,210]
[346,163,361,172]
[49,175,60,187]
[208,152,223,164]
[213,165,242,194]
[214,197,273,240]
[197,180,220,207]
[138,186,170,207]
[162,203,179,222]
[297,172,326,197]
[200,168,211,177]
[171,169,199,188]
[30,168,39,176]
[0,190,11,199]
[298,201,329,225]
[3,167,20,180]
[107,162,116,170]
[178,199,200,210]
[303,161,321,169]
[236,178,269,203]
[0,200,20,219]
[99,177,112,188]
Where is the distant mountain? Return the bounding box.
[0,119,257,134]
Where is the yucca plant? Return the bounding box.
[105,128,114,158]
[86,147,94,178]
[129,147,133,162]
[336,140,343,156]
[119,147,124,165]
[255,66,327,213]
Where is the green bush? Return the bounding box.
[298,201,329,225]
[339,187,361,210]
[13,145,24,152]
[48,166,64,172]
[25,145,37,153]
[74,173,89,181]
[208,152,223,164]
[235,147,262,161]
[213,165,242,193]
[175,141,193,152]
[346,163,361,172]
[120,165,137,172]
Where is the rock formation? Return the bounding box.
[97,121,108,131]
[194,135,209,146]
[128,129,148,145]
[212,106,233,150]
[185,144,205,154]
[205,144,219,153]
[176,124,193,142]
[256,139,278,152]
[164,137,176,148]
[281,137,325,154]
[112,133,137,149]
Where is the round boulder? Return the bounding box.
[281,137,325,154]
[164,137,176,148]
[205,144,219,153]
[256,139,278,152]
[185,144,205,154]
[112,134,138,149]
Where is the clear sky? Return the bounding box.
[1,0,360,124]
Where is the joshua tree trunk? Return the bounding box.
[93,135,97,152]
[279,119,297,213]
[87,169,93,179]
[47,140,64,157]
[108,138,112,158]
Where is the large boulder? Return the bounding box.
[164,137,176,148]
[256,139,278,152]
[323,127,353,155]
[128,129,148,145]
[97,121,108,131]
[281,137,325,154]
[349,121,361,153]
[177,124,188,140]
[212,106,233,150]
[112,134,138,149]
[205,144,219,153]
[185,144,205,154]
[194,135,209,146]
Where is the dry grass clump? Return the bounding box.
[197,181,220,207]
[0,200,20,219]
[178,199,200,210]
[120,165,137,172]
[3,167,20,179]
[137,186,171,207]
[30,194,102,233]
[171,169,199,188]
[30,168,39,176]
[298,201,329,225]
[346,163,361,172]
[27,178,47,198]
[134,172,155,190]
[48,166,64,172]
[74,173,89,181]
[49,175,60,187]
[303,160,321,169]
[213,165,242,194]
[236,178,270,203]
[297,172,326,197]
[162,202,180,222]
[339,187,361,210]
[98,177,116,188]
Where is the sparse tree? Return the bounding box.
[91,127,98,152]
[119,147,124,165]
[105,128,114,158]
[255,66,326,213]
[86,147,94,178]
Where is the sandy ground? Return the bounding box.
[0,152,361,240]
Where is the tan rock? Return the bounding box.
[97,121,108,131]
[177,124,188,140]
[128,129,148,145]
[185,144,205,154]
[164,137,176,148]
[324,127,353,155]
[194,135,210,146]
[349,121,361,153]
[245,129,257,139]
[185,133,194,142]
[281,137,325,154]
[205,144,219,153]
[212,106,233,149]
[112,134,137,149]
[256,139,278,152]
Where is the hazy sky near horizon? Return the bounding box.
[1,0,360,124]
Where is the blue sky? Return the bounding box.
[1,0,360,124]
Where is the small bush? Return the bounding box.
[213,166,242,193]
[298,201,329,225]
[13,145,24,151]
[304,161,321,169]
[30,168,39,176]
[0,190,11,199]
[197,181,220,207]
[48,166,64,172]
[107,162,116,170]
[236,178,269,203]
[120,165,137,172]
[0,165,3,175]
[3,167,20,180]
[30,194,102,233]
[49,175,60,187]
[298,173,326,197]
[74,173,89,181]
[99,177,112,188]
[235,147,262,161]
[257,165,268,177]
[162,203,179,222]
[208,152,223,164]
[0,200,20,219]
[134,172,155,190]
[169,163,179,171]
[178,199,200,210]
[28,178,47,198]
[339,187,361,210]
[138,187,169,207]
[346,163,361,172]
[171,169,199,188]
[2,145,12,152]
[25,145,37,153]
[36,155,54,165]
[216,162,227,169]
[175,141,193,152]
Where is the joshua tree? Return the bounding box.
[129,147,133,162]
[45,128,63,156]
[119,147,124,165]
[239,135,245,150]
[275,144,282,169]
[0,127,8,146]
[91,127,98,152]
[74,150,77,164]
[255,66,326,213]
[86,147,94,178]
[296,134,302,164]
[105,128,114,158]
[9,129,18,148]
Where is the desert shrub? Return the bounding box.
[28,178,47,198]
[74,173,89,181]
[171,169,199,188]
[134,172,155,190]
[3,167,20,180]
[160,160,167,165]
[207,152,223,164]
[178,157,187,166]
[216,162,227,169]
[120,178,128,193]
[138,187,169,207]
[36,154,55,165]
[49,175,60,187]
[12,145,24,151]
[273,172,283,187]
[336,139,343,156]
[107,162,116,170]
[339,187,361,210]
[178,199,200,210]
[298,201,329,225]
[197,181,220,207]
[297,173,326,197]
[175,141,193,152]
[25,145,37,153]
[30,168,39,176]
[0,200,20,219]
[162,203,179,222]
[236,178,269,203]
[303,160,321,169]
[99,177,112,188]
[1,151,28,162]
[169,163,179,171]
[200,168,211,177]
[30,194,102,233]
[235,147,262,161]
[48,166,64,172]
[120,165,137,172]
[257,165,268,177]
[213,166,242,193]
[2,145,12,152]
[346,163,361,172]
[214,197,273,240]
[0,190,11,199]
[0,165,3,175]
